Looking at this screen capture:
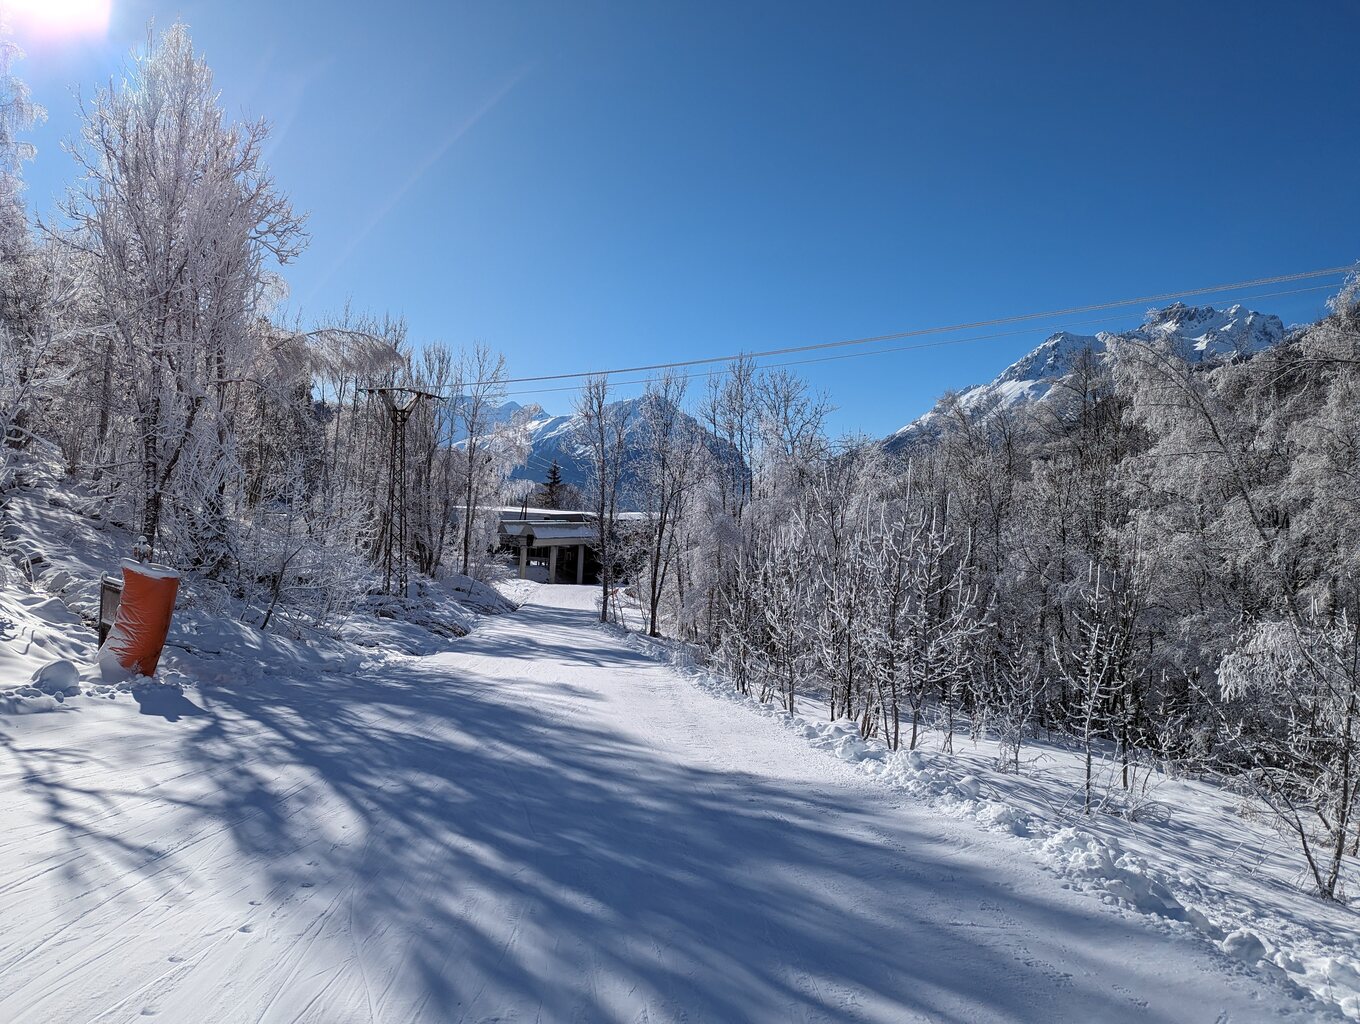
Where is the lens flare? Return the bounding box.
[3,0,112,39]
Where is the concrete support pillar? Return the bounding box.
[576,544,585,585]
[548,546,558,585]
[518,543,527,579]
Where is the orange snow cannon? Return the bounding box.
[98,559,180,677]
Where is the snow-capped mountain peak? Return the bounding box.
[995,330,1107,384]
[886,302,1286,451]
[509,393,741,506]
[1135,302,1284,358]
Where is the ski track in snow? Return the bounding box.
[0,585,1327,1023]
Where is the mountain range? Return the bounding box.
[503,396,739,503]
[883,302,1287,452]
[502,302,1288,489]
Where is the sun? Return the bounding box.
[3,0,112,39]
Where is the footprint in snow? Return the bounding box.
[238,924,254,933]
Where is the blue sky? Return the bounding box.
[15,1,1360,436]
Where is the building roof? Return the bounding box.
[528,524,596,542]
[493,506,593,523]
[499,519,596,545]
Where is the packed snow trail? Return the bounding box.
[0,586,1315,1023]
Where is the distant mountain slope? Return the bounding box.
[885,303,1286,452]
[514,406,584,484]
[448,399,528,442]
[509,395,741,506]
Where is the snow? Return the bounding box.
[0,583,1335,1022]
[613,611,1360,1020]
[888,302,1288,450]
[1,445,527,674]
[509,396,743,505]
[516,522,594,542]
[118,556,181,580]
[1223,928,1269,963]
[30,658,79,694]
[1141,302,1286,358]
[0,459,1350,1019]
[0,583,99,713]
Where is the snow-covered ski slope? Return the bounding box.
[0,586,1320,1022]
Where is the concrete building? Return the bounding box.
[497,509,599,585]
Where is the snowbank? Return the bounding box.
[616,626,1358,1020]
[1,447,513,708]
[0,586,98,713]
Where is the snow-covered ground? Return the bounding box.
[614,616,1360,1021]
[0,448,512,709]
[0,582,1332,1023]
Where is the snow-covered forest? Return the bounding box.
[6,11,1360,1021]
[5,22,1360,906]
[677,288,1360,905]
[1,25,539,626]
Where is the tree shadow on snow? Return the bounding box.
[0,597,1296,1024]
[133,686,208,721]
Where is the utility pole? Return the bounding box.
[363,386,439,595]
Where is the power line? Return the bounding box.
[467,264,1352,389]
[522,453,562,476]
[499,279,1343,399]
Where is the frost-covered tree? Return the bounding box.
[633,373,706,637]
[1220,614,1360,900]
[451,344,513,577]
[0,19,541,633]
[0,17,48,474]
[0,14,41,262]
[60,23,305,557]
[576,375,632,622]
[1052,565,1141,814]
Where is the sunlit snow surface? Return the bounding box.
[617,600,1360,1021]
[0,456,1348,1022]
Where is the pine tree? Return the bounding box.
[543,459,565,509]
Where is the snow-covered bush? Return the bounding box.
[1220,615,1360,900]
